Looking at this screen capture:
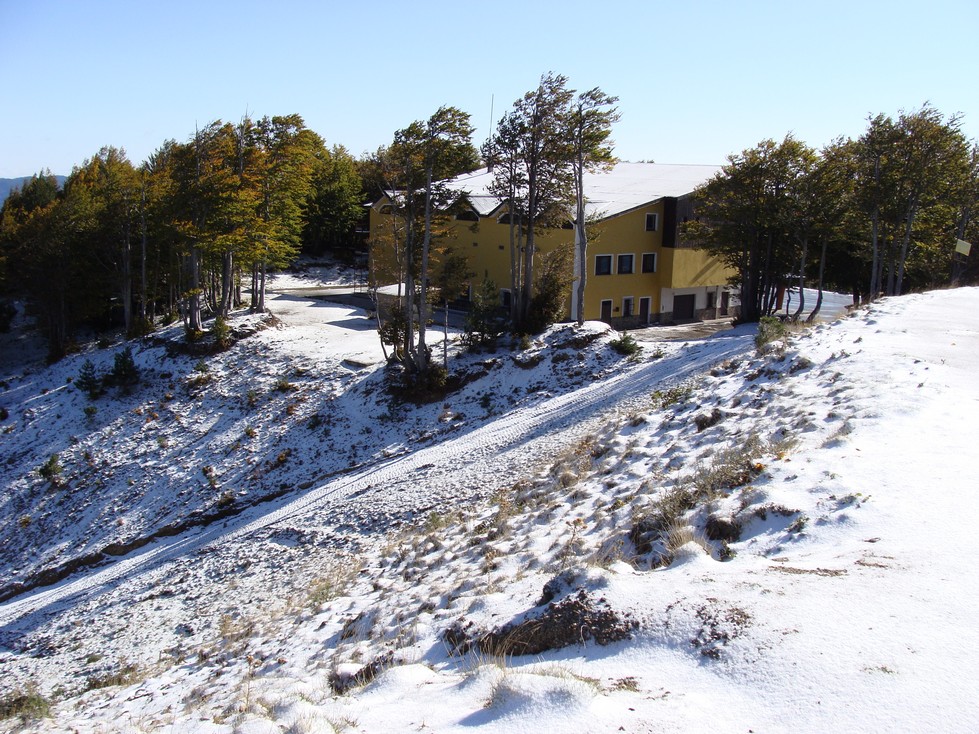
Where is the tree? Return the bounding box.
[431,244,473,366]
[464,278,507,348]
[567,87,619,324]
[689,135,813,322]
[0,172,61,330]
[524,242,574,333]
[486,73,575,329]
[375,106,478,380]
[169,122,239,332]
[854,106,972,297]
[303,144,364,256]
[247,114,321,312]
[79,147,141,333]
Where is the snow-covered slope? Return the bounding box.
[0,286,977,733]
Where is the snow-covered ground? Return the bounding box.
[0,282,977,733]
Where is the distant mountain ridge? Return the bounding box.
[1,175,67,202]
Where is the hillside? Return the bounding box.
[0,284,977,732]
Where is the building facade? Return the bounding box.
[369,162,737,328]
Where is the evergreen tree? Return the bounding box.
[486,73,575,330]
[303,145,364,256]
[567,87,619,325]
[375,106,478,379]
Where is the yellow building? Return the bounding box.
[369,162,737,327]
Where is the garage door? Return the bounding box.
[673,294,696,321]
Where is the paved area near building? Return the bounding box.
[630,318,735,342]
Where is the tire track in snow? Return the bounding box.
[0,330,752,630]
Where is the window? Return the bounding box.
[706,290,716,309]
[622,297,634,318]
[501,289,512,309]
[595,255,612,275]
[641,252,657,273]
[455,209,478,222]
[645,213,659,231]
[617,254,634,274]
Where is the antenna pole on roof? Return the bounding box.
[485,94,496,171]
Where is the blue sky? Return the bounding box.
[2,0,977,177]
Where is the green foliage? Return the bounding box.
[0,685,50,722]
[39,453,63,481]
[464,278,507,348]
[303,145,364,255]
[378,305,412,358]
[485,73,575,325]
[274,377,297,392]
[372,105,479,377]
[755,316,789,352]
[211,315,231,350]
[651,381,695,409]
[692,105,974,317]
[108,346,140,389]
[610,332,641,356]
[522,243,574,334]
[75,358,102,399]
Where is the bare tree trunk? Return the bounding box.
[443,300,449,367]
[416,167,434,374]
[573,165,587,325]
[869,208,880,300]
[509,211,524,324]
[807,236,828,323]
[894,208,916,295]
[220,250,234,316]
[188,247,202,332]
[257,260,267,312]
[139,185,148,323]
[791,237,807,321]
[122,231,133,334]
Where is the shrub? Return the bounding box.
[398,363,448,402]
[651,381,694,409]
[128,317,154,338]
[755,316,788,352]
[108,347,140,390]
[86,661,141,691]
[0,299,15,333]
[0,685,50,722]
[39,453,63,481]
[520,244,573,334]
[212,316,231,350]
[75,359,102,399]
[84,405,98,419]
[464,278,508,348]
[0,407,8,421]
[610,333,641,356]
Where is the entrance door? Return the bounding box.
[600,299,612,323]
[639,297,650,324]
[720,291,730,316]
[673,294,696,321]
